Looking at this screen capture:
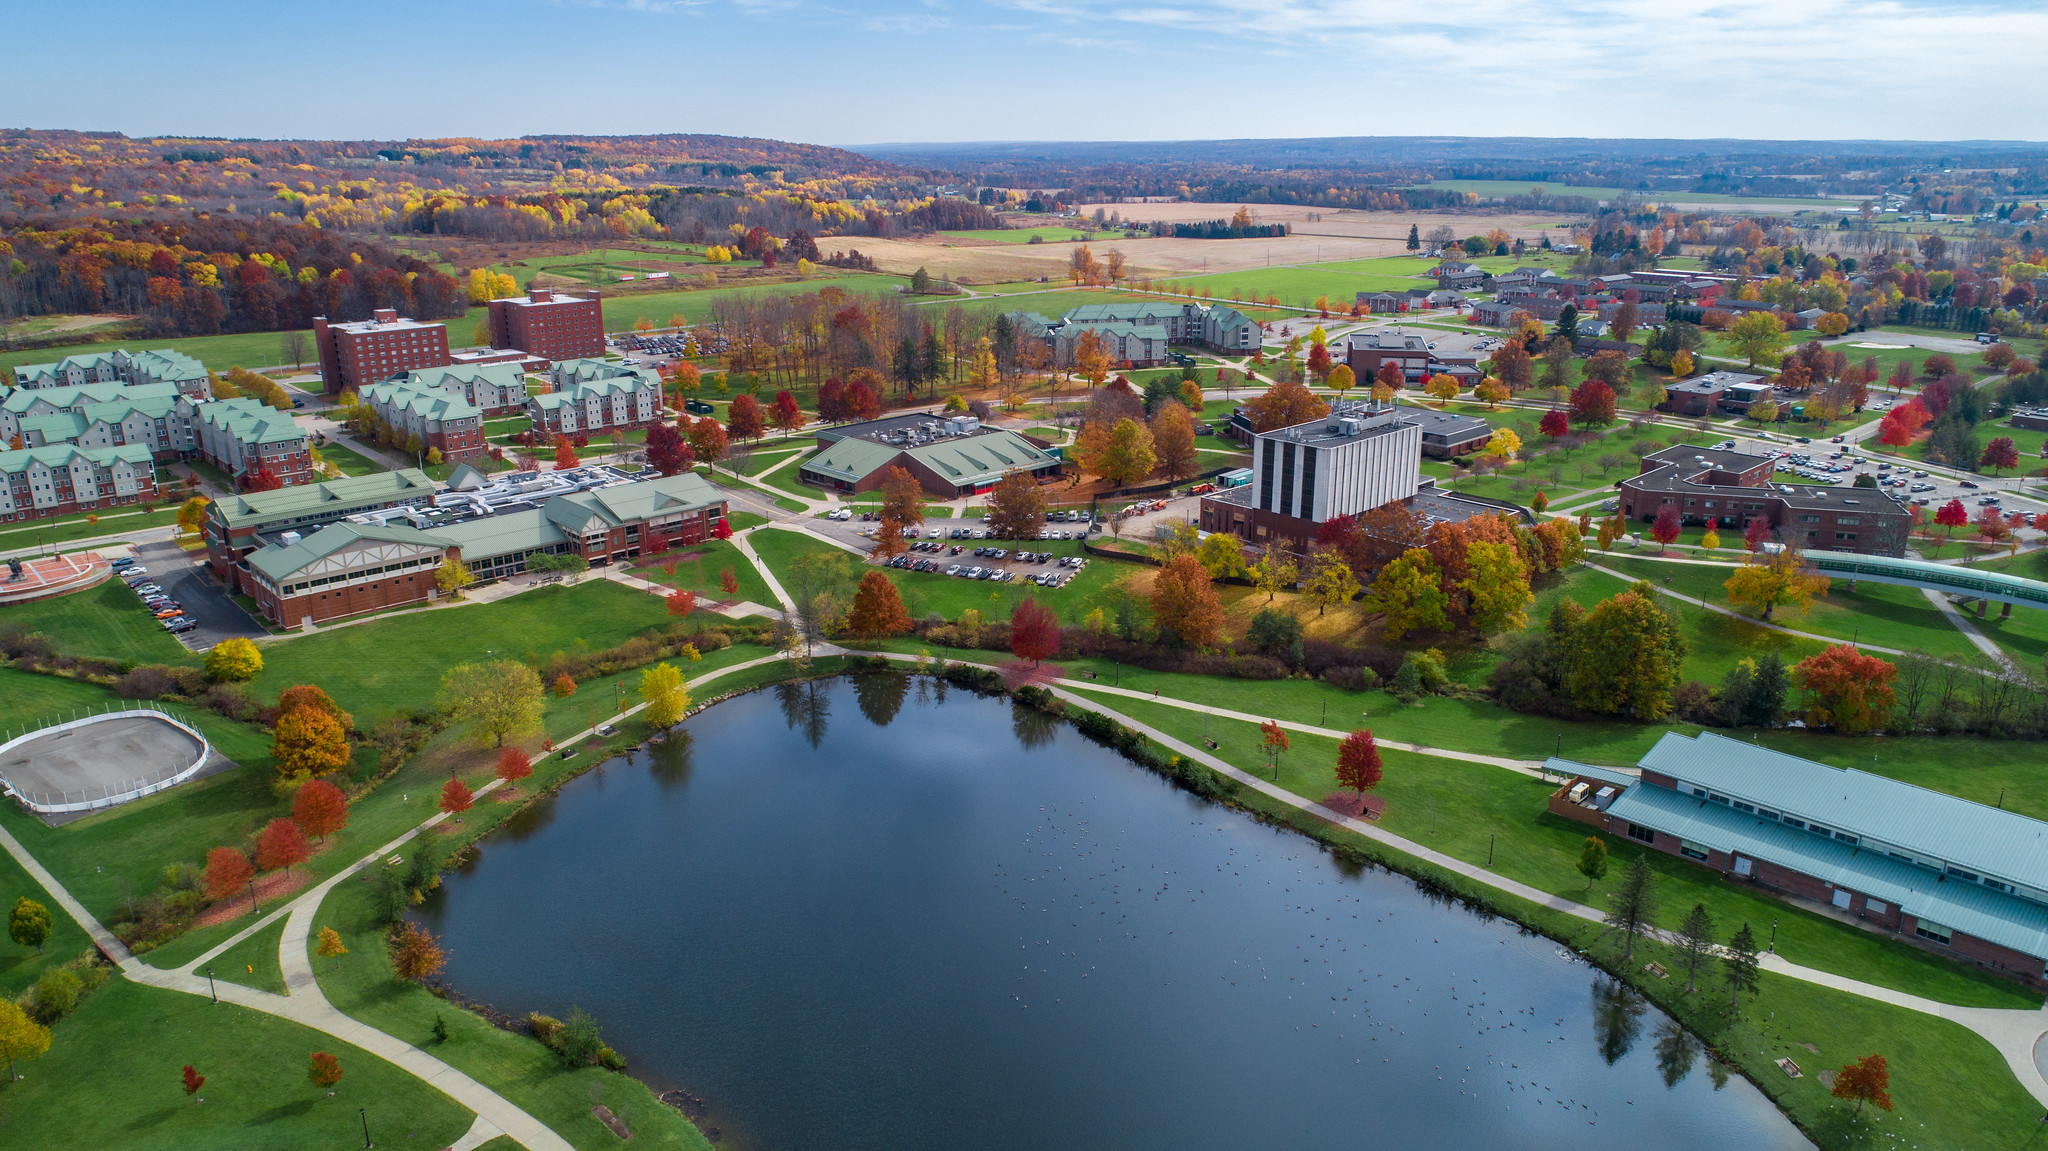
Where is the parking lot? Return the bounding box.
[813,509,1104,590]
[124,540,269,651]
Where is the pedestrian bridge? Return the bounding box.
[1803,551,2048,610]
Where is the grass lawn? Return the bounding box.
[0,576,194,665]
[749,525,1133,624]
[0,979,475,1151]
[211,916,288,995]
[0,841,93,997]
[596,275,909,331]
[1,330,320,380]
[628,538,779,605]
[0,504,181,552]
[316,443,386,478]
[1166,264,1428,307]
[246,580,674,725]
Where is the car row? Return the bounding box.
[112,557,196,634]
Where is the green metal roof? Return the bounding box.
[247,521,444,581]
[803,429,1056,488]
[3,380,180,414]
[1800,550,2048,608]
[0,443,153,472]
[213,469,435,530]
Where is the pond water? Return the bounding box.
[416,674,1810,1151]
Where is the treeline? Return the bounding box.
[0,215,465,336]
[1151,220,1288,239]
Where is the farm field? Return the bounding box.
[1406,179,1836,207]
[940,226,1095,244]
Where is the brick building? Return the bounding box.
[1661,371,1771,418]
[800,412,1062,497]
[486,289,605,362]
[526,361,661,437]
[12,348,212,399]
[359,380,488,462]
[0,444,159,523]
[1551,732,2048,989]
[239,471,728,626]
[312,310,453,395]
[204,469,436,590]
[191,398,313,487]
[400,363,531,417]
[1617,444,1909,556]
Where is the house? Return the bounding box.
[240,471,729,627]
[527,361,661,437]
[801,413,1062,497]
[1358,291,1406,314]
[1552,732,2048,988]
[0,443,159,523]
[1617,443,1908,556]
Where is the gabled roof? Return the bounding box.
[3,380,180,414]
[0,442,153,474]
[402,363,528,391]
[197,398,307,446]
[247,521,446,581]
[213,469,435,529]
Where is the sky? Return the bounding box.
[13,0,2048,146]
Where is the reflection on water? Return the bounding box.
[417,674,1810,1151]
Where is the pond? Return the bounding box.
[416,674,1810,1151]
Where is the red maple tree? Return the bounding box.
[1010,596,1060,666]
[439,777,474,817]
[1538,409,1569,441]
[1649,505,1683,552]
[1933,498,1969,539]
[242,466,283,493]
[1830,1053,1892,1115]
[182,1064,205,1097]
[727,393,765,442]
[667,588,697,617]
[203,846,255,906]
[552,435,580,469]
[718,567,740,595]
[292,777,349,841]
[1743,516,1773,552]
[1567,380,1617,427]
[495,747,533,786]
[1335,729,1383,796]
[711,517,733,540]
[254,817,311,878]
[1980,436,2020,475]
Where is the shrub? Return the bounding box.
[597,1046,628,1071]
[115,665,179,699]
[31,968,83,1023]
[1672,680,1720,725]
[526,1012,562,1045]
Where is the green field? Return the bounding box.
[1164,265,1427,307]
[1407,179,1833,206]
[315,442,386,478]
[0,505,181,554]
[0,576,195,665]
[940,227,1094,244]
[628,536,780,606]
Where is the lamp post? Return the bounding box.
[1769,919,1778,953]
[206,967,217,1004]
[360,1106,372,1148]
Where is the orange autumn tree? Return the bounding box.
[291,777,349,841]
[1010,596,1060,666]
[391,922,447,983]
[203,847,255,910]
[1259,719,1290,778]
[1831,1053,1893,1116]
[1335,729,1383,797]
[495,747,534,789]
[1795,645,1897,734]
[439,777,475,817]
[254,817,310,879]
[844,570,912,639]
[1149,554,1222,647]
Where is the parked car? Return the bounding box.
[1960,480,1980,489]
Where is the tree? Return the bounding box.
[1539,337,1573,393]
[1305,553,1360,616]
[1649,505,1682,552]
[1373,360,1405,398]
[437,660,545,748]
[204,846,255,907]
[1073,330,1111,387]
[1149,402,1197,481]
[255,817,311,878]
[1676,903,1717,992]
[552,673,576,698]
[844,378,882,422]
[845,571,913,639]
[1747,398,1780,424]
[1245,609,1303,655]
[1091,418,1157,489]
[1473,376,1509,408]
[1425,373,1459,406]
[984,470,1048,540]
[768,390,806,437]
[1489,340,1532,391]
[1306,341,1333,381]
[243,466,284,493]
[1406,224,1420,250]
[1743,516,1773,552]
[1259,719,1290,777]
[1723,922,1761,1008]
[1605,854,1658,959]
[1335,730,1382,796]
[1242,376,1329,433]
[1981,436,2020,474]
[1539,409,1569,443]
[644,420,694,476]
[183,1063,206,1098]
[1485,428,1521,461]
[1249,550,1298,602]
[1150,553,1222,646]
[1459,540,1532,635]
[1723,547,1830,621]
[1727,312,1787,367]
[175,495,212,539]
[1568,581,1686,719]
[1196,532,1246,580]
[686,417,729,471]
[316,927,348,960]
[1933,498,1969,540]
[0,1000,51,1081]
[1011,596,1060,666]
[640,661,691,728]
[557,1006,605,1070]
[205,637,262,682]
[1699,524,1720,549]
[875,465,926,557]
[1367,548,1451,640]
[495,746,533,787]
[719,568,740,596]
[1576,837,1608,889]
[439,776,474,817]
[711,517,733,541]
[1795,644,1897,734]
[1670,349,1694,378]
[727,392,764,442]
[1831,1053,1893,1116]
[1568,380,1617,428]
[551,435,580,469]
[667,588,697,618]
[435,556,474,600]
[391,922,446,982]
[1326,364,1356,398]
[8,897,51,953]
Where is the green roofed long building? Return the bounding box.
[237,469,728,626]
[801,412,1062,497]
[1550,731,2048,988]
[11,348,213,399]
[204,468,437,589]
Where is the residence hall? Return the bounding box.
[1199,399,1516,554]
[1003,301,1263,359]
[399,363,531,417]
[1618,444,1909,556]
[1226,399,1491,460]
[3,382,311,487]
[313,309,453,395]
[0,443,159,523]
[799,412,1062,497]
[1551,732,2048,988]
[204,469,437,591]
[526,360,661,437]
[485,289,605,362]
[12,347,213,399]
[239,470,728,626]
[358,379,488,462]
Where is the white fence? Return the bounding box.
[0,702,213,815]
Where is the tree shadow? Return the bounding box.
[251,1097,317,1124]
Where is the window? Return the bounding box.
[1914,921,1952,945]
[1707,793,1730,806]
[1782,817,1806,830]
[1733,801,1756,814]
[1806,823,1832,839]
[1680,840,1711,861]
[1833,831,1859,845]
[1626,823,1657,844]
[1947,865,1980,882]
[1866,899,1888,915]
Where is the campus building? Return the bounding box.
[190,397,313,487]
[1662,371,1773,418]
[1199,399,1513,553]
[1552,732,2048,988]
[238,470,729,627]
[1617,444,1910,556]
[799,412,1063,497]
[312,309,453,395]
[358,380,488,462]
[485,289,605,362]
[526,360,661,437]
[399,363,531,417]
[204,469,437,589]
[4,382,184,456]
[12,348,213,399]
[1002,301,1262,360]
[1054,323,1167,367]
[0,444,160,523]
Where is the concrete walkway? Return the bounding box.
[729,527,798,611]
[1583,560,1917,656]
[1921,586,2018,673]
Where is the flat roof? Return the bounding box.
[212,469,435,530]
[323,316,445,334]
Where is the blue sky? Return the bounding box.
[13,0,2048,145]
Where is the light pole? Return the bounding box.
[360,1106,372,1148]
[206,967,217,1004]
[1769,919,1778,953]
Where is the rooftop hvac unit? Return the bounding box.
[279,530,302,547]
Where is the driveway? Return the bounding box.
[130,540,268,651]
